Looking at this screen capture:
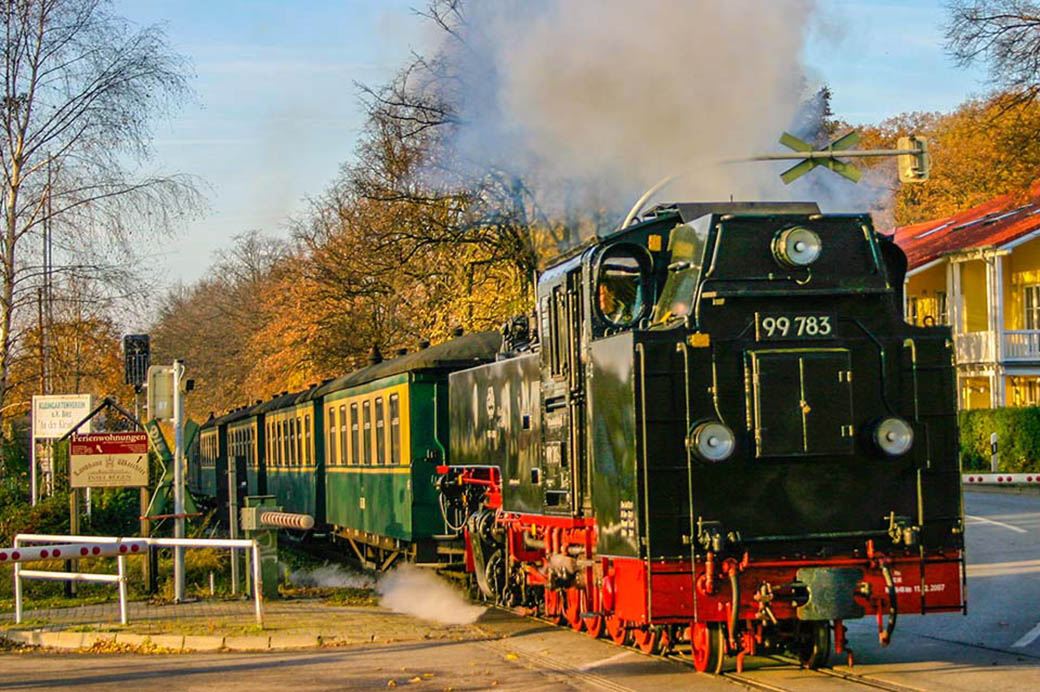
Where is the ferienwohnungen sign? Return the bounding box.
[70,432,149,488]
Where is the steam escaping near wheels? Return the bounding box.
[377,565,486,625]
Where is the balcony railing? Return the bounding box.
[951,330,1040,364]
[1003,330,1040,361]
[954,332,993,364]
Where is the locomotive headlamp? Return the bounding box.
[773,227,822,268]
[690,422,735,462]
[875,417,914,456]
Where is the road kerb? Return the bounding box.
[224,635,271,651]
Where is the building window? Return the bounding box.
[936,291,949,325]
[389,393,401,464]
[1026,285,1040,329]
[906,296,919,325]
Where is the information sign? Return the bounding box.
[32,394,94,439]
[70,432,149,488]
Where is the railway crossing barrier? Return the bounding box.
[962,473,1040,485]
[239,495,315,600]
[6,534,265,626]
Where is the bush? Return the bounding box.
[959,407,1040,472]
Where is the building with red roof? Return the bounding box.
[893,182,1040,409]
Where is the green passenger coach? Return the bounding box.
[316,332,501,566]
[258,384,326,524]
[188,331,500,567]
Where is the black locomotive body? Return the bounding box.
[439,201,965,672]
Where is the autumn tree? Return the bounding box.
[856,94,1040,227]
[150,231,289,421]
[0,0,199,423]
[946,1,1040,106]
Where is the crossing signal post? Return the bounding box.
[746,131,932,185]
[146,361,190,602]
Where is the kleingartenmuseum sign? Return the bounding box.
[69,432,149,488]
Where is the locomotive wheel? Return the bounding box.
[632,626,663,654]
[689,622,725,674]
[564,588,585,631]
[582,589,604,638]
[605,614,632,646]
[543,588,564,625]
[798,621,831,669]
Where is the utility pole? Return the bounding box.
[173,359,186,602]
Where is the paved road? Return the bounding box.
[1,491,1037,691]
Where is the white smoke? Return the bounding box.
[289,563,375,588]
[377,565,486,625]
[425,0,841,219]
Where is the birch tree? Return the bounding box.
[0,0,198,419]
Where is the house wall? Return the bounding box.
[961,259,989,332]
[1007,236,1040,330]
[905,263,946,326]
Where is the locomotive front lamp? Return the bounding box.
[773,227,822,268]
[875,417,914,456]
[690,422,735,462]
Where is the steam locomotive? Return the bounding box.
[436,200,964,672]
[192,199,964,673]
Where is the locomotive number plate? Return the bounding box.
[755,313,834,340]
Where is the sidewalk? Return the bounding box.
[0,597,487,652]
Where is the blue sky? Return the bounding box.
[112,0,989,286]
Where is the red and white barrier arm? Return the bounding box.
[0,540,147,564]
[260,511,315,530]
[963,473,1040,485]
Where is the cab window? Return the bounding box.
[595,244,650,326]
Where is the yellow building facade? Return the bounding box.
[899,196,1040,410]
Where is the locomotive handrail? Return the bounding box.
[740,528,891,544]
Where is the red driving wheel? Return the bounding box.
[564,587,585,631]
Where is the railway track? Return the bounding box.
[517,605,930,692]
[720,658,929,692]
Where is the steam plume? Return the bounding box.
[431,0,828,218]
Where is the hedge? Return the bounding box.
[959,407,1040,473]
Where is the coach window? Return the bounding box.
[327,408,337,465]
[350,403,359,465]
[289,419,296,466]
[285,419,292,466]
[341,405,349,464]
[389,394,401,464]
[375,397,386,465]
[304,414,311,466]
[284,419,291,466]
[363,400,372,465]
